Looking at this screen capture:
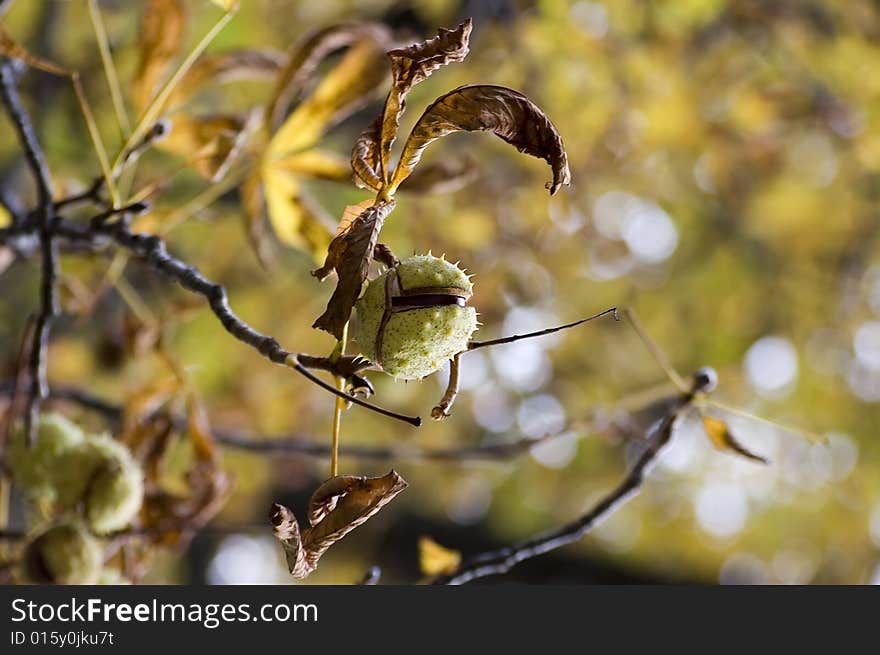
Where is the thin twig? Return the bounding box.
[0,62,58,445]
[433,399,686,584]
[467,307,619,351]
[36,214,420,426]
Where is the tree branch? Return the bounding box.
[0,62,59,445]
[16,213,421,426]
[432,398,686,584]
[0,381,573,463]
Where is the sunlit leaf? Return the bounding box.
[267,22,392,132]
[272,471,407,579]
[312,201,395,339]
[134,0,186,114]
[272,149,351,181]
[701,415,768,464]
[418,535,461,577]
[261,165,335,258]
[390,84,571,195]
[268,38,390,159]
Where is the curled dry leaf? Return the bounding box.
[390,84,571,195]
[271,470,408,579]
[701,415,769,464]
[351,18,471,187]
[351,116,383,191]
[312,201,395,339]
[134,0,186,114]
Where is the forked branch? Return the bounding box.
[433,399,684,584]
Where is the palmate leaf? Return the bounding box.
[267,22,392,132]
[252,27,392,260]
[271,471,407,579]
[133,2,282,183]
[350,18,472,190]
[390,84,571,195]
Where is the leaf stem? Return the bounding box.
[330,323,349,477]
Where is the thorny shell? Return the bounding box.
[7,413,86,503]
[23,522,103,585]
[355,254,477,379]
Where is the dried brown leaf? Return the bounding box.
[312,201,395,339]
[390,84,571,195]
[351,116,383,191]
[267,22,392,132]
[272,471,407,579]
[375,18,472,182]
[134,0,187,114]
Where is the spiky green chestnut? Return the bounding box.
[356,254,477,380]
[8,413,85,502]
[23,522,102,585]
[77,434,145,534]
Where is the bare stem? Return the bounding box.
[0,62,58,445]
[431,352,461,420]
[467,307,619,351]
[16,215,421,426]
[433,399,686,584]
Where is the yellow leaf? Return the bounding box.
[701,415,768,464]
[0,204,11,229]
[418,535,461,577]
[261,165,334,259]
[273,149,352,181]
[134,0,187,114]
[267,23,391,132]
[267,38,389,158]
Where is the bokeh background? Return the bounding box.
[2,0,880,584]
